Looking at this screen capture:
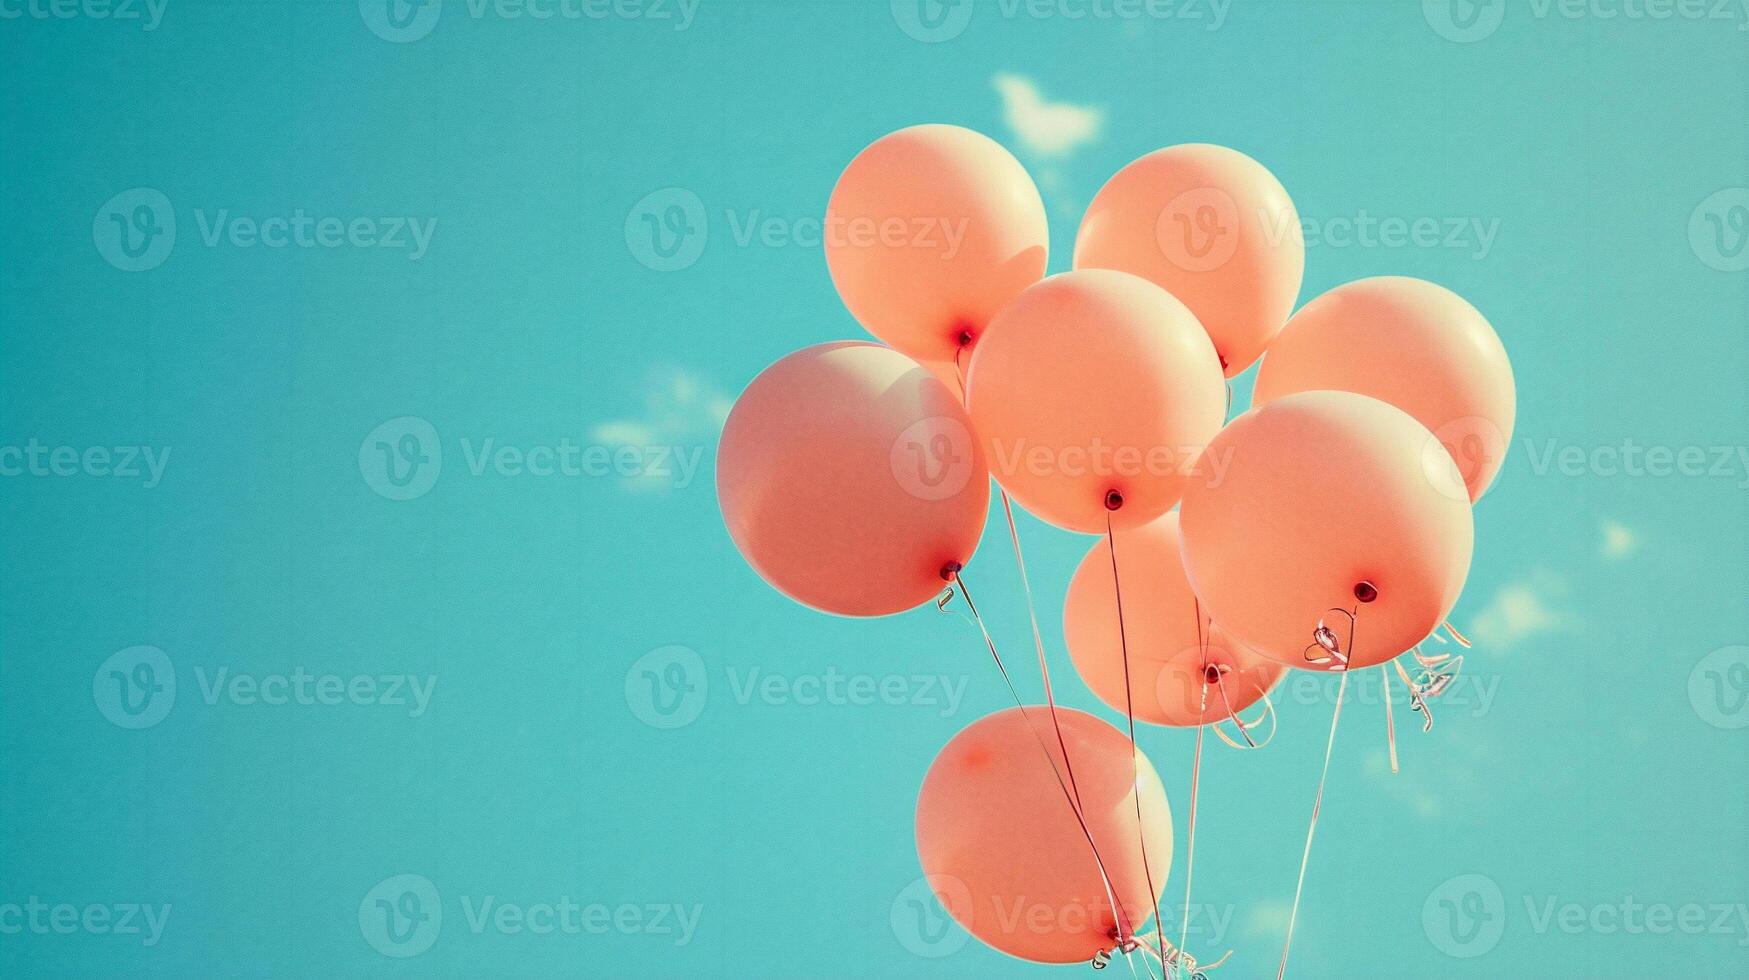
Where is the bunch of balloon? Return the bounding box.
[715,124,1515,978]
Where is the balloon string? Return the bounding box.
[1103,932,1232,978]
[937,570,1132,944]
[1442,620,1472,648]
[999,491,1097,818]
[950,348,1136,945]
[952,345,1098,860]
[1275,606,1360,980]
[1208,670,1276,750]
[1181,602,1211,961]
[1383,663,1400,774]
[1106,514,1168,970]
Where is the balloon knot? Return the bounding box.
[1104,490,1124,511]
[939,561,963,581]
[1354,581,1378,603]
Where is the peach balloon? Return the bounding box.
[965,270,1225,534]
[1254,276,1517,502]
[915,706,1172,963]
[1065,513,1284,726]
[1075,144,1304,377]
[824,124,1049,364]
[717,342,989,617]
[1179,391,1474,671]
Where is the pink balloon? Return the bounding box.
[1065,513,1284,726]
[717,342,989,617]
[965,270,1225,534]
[915,706,1172,964]
[1254,276,1517,502]
[825,125,1049,364]
[1179,391,1474,672]
[1075,144,1304,377]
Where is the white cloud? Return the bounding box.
[1466,574,1572,650]
[589,367,729,492]
[1600,520,1637,559]
[992,73,1103,158]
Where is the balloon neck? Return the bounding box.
[1217,352,1228,370]
[1354,581,1378,603]
[951,319,975,350]
[1104,490,1124,512]
[939,561,963,581]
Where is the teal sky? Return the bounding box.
[2,1,1746,976]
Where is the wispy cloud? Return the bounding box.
[589,367,729,492]
[1466,573,1573,650]
[1600,520,1637,559]
[992,73,1103,158]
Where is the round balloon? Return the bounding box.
[717,342,989,616]
[1179,391,1474,671]
[825,125,1049,364]
[1254,276,1516,502]
[965,270,1225,534]
[1065,513,1284,726]
[1075,143,1304,377]
[915,706,1172,963]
